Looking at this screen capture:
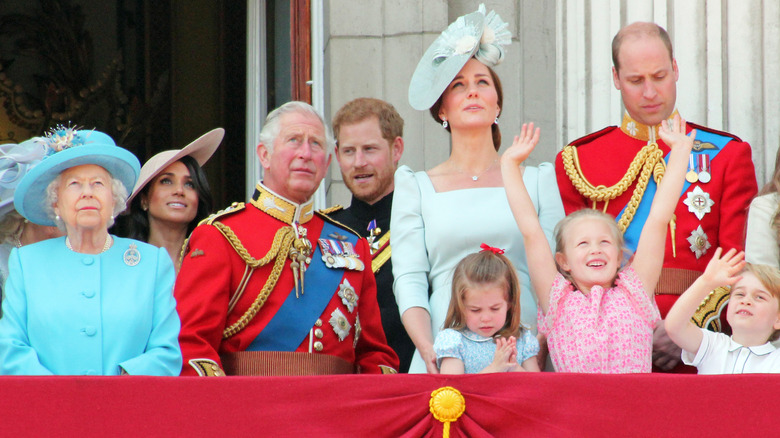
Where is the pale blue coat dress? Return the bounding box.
[0,236,181,375]
[391,164,564,373]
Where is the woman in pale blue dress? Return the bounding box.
[392,5,564,373]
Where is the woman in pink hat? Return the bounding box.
[122,128,222,272]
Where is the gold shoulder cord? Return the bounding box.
[561,143,676,255]
[210,221,296,338]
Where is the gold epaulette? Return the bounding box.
[180,203,247,262]
[315,210,362,238]
[691,286,731,332]
[319,205,344,215]
[203,202,246,226]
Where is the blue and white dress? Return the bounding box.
[434,328,540,374]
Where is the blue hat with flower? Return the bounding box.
[408,4,511,111]
[13,126,141,226]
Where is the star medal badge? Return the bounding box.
[697,154,711,183]
[123,243,141,266]
[687,225,711,259]
[685,154,698,183]
[683,186,715,220]
[329,308,351,341]
[338,278,358,313]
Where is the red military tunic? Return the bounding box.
[175,183,399,376]
[555,112,757,318]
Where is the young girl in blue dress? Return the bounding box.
[434,245,540,373]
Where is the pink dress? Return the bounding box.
[538,266,660,373]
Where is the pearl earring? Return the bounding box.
[494,116,499,125]
[442,119,448,129]
[55,215,60,221]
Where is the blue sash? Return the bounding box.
[620,129,731,251]
[247,220,355,351]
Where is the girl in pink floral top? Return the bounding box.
[500,116,693,373]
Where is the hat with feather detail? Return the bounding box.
[408,4,511,111]
[13,125,140,226]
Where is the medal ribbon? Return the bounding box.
[246,220,358,352]
[619,129,729,252]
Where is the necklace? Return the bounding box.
[452,158,498,181]
[66,235,113,253]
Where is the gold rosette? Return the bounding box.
[429,386,465,438]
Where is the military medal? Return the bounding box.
[685,154,698,183]
[683,186,714,220]
[366,219,381,255]
[687,226,711,259]
[698,155,711,183]
[123,243,140,266]
[319,238,365,271]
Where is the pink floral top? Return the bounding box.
[538,266,660,373]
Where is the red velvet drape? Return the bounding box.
[0,373,775,437]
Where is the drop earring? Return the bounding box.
[442,119,448,129]
[494,116,499,125]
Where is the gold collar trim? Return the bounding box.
[620,109,679,143]
[250,182,314,225]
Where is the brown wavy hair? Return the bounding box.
[443,249,524,339]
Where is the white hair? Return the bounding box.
[45,173,129,232]
[258,101,335,154]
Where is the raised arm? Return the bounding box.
[501,123,558,314]
[633,115,694,296]
[666,248,744,354]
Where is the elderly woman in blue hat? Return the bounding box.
[0,127,182,375]
[392,4,564,373]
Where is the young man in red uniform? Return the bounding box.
[555,22,757,372]
[175,101,399,376]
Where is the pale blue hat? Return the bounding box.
[408,4,512,111]
[14,126,141,226]
[0,139,48,217]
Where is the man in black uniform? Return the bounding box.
[329,98,413,372]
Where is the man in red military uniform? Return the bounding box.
[175,101,399,376]
[555,22,757,371]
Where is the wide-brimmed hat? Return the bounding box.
[0,139,48,218]
[14,127,140,226]
[408,4,511,111]
[128,127,224,203]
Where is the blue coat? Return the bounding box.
[0,236,182,375]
